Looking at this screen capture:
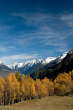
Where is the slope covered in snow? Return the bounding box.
[8,57,56,70]
[0,50,69,77]
[59,52,68,60]
[44,57,56,63]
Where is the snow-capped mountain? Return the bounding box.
[8,57,56,70]
[59,52,67,60]
[7,52,68,75]
[8,52,67,69]
[31,50,73,79]
[8,59,42,69]
[55,52,68,64]
[0,51,68,77]
[8,62,24,70]
[7,57,57,75]
[44,57,56,64]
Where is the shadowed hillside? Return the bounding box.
[31,49,73,79]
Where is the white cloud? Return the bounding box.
[12,12,57,27]
[0,46,15,52]
[11,12,73,53]
[61,14,73,27]
[14,25,67,52]
[0,54,39,64]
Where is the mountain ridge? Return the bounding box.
[0,50,70,77]
[31,49,73,79]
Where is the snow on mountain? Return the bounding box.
[7,52,68,75]
[0,51,68,76]
[8,62,24,69]
[56,52,68,64]
[44,57,56,64]
[43,52,67,64]
[59,52,68,60]
[23,59,43,65]
[8,57,56,70]
[8,59,42,69]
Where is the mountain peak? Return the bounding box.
[44,57,56,64]
[59,52,68,60]
[0,49,72,77]
[69,48,73,54]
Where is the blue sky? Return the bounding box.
[0,0,73,64]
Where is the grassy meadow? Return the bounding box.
[0,96,73,110]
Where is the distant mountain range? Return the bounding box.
[7,57,56,75]
[0,50,67,77]
[0,49,73,79]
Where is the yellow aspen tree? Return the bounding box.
[31,82,36,98]
[20,75,26,100]
[69,70,73,81]
[35,79,48,98]
[35,79,42,98]
[24,76,36,99]
[0,77,5,105]
[54,72,72,95]
[5,73,20,104]
[69,70,73,93]
[28,77,36,99]
[42,78,54,96]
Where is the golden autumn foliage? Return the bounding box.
[4,73,20,104]
[0,77,5,105]
[0,70,73,105]
[69,70,73,81]
[54,72,73,95]
[35,78,54,97]
[20,75,36,100]
[41,78,54,96]
[35,79,47,97]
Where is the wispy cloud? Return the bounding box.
[0,53,39,64]
[13,25,68,52]
[61,14,73,27]
[0,46,15,52]
[11,12,73,53]
[12,13,57,27]
[0,25,12,32]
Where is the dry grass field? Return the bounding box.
[0,96,73,110]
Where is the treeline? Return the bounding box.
[0,71,73,105]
